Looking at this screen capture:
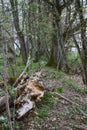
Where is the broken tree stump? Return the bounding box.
[0,71,45,119]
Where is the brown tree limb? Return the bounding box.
[52,92,87,117]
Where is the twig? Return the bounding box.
[52,92,87,117]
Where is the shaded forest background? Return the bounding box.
[0,0,87,84]
[0,0,87,130]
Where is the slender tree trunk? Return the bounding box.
[10,0,28,64]
[76,0,87,85]
[1,1,13,129]
[3,42,13,130]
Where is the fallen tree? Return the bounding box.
[0,71,45,119]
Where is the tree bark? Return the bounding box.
[47,16,66,70]
[76,0,87,85]
[10,0,28,64]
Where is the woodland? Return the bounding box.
[0,0,87,130]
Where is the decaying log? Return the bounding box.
[0,71,45,119]
[25,80,44,101]
[16,99,35,119]
[15,73,45,119]
[0,54,44,119]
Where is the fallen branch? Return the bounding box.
[52,92,87,117]
[16,99,35,119]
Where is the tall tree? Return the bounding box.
[75,0,87,85]
[44,0,73,70]
[10,0,28,64]
[1,0,13,129]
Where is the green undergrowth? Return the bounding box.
[8,56,25,76]
[62,77,87,94]
[8,85,16,100]
[0,56,3,74]
[67,52,81,66]
[42,67,63,79]
[56,86,63,93]
[36,91,55,118]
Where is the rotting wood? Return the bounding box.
[16,99,35,119]
[14,71,45,119]
[0,71,45,119]
[0,54,44,118]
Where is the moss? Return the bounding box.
[46,54,56,67]
[8,77,17,86]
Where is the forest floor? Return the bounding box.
[18,66,87,130]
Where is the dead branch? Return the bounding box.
[52,92,87,117]
[16,99,35,119]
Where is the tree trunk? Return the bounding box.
[47,21,66,70]
[10,0,28,64]
[76,0,87,85]
[1,1,13,129]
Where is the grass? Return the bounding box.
[8,56,25,76]
[8,85,16,100]
[1,54,87,129]
[36,91,55,118]
[68,105,78,115]
[42,66,63,79]
[62,77,87,94]
[56,86,63,93]
[0,56,3,74]
[66,52,81,74]
[67,52,81,65]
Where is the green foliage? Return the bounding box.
[0,91,5,96]
[62,77,87,94]
[8,55,25,76]
[13,123,20,130]
[1,122,20,130]
[38,104,49,118]
[0,55,3,74]
[29,61,40,70]
[0,116,9,130]
[43,91,55,107]
[42,67,63,79]
[80,106,87,114]
[68,106,77,115]
[0,116,8,123]
[67,52,81,64]
[62,77,79,90]
[66,52,81,74]
[2,124,9,130]
[8,85,16,100]
[56,86,63,93]
[36,91,55,118]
